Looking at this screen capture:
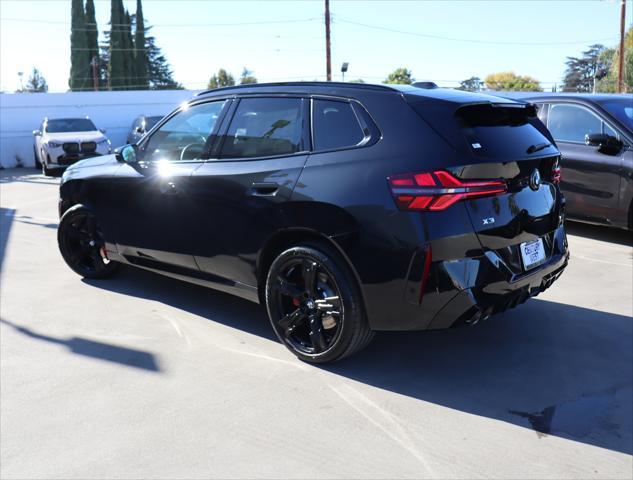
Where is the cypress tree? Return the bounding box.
[134,0,148,89]
[69,0,89,91]
[109,0,126,89]
[85,0,99,89]
[123,10,136,89]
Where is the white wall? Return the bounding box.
[0,89,201,168]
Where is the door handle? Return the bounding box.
[159,181,180,195]
[248,183,279,196]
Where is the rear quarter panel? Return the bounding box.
[291,91,482,330]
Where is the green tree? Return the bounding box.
[596,27,633,92]
[208,68,235,89]
[123,10,136,88]
[384,67,413,84]
[239,68,257,84]
[562,44,610,92]
[457,76,483,92]
[484,71,542,91]
[85,0,99,80]
[134,0,148,89]
[17,68,48,93]
[145,31,182,89]
[69,0,90,91]
[108,0,127,90]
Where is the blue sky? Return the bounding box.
[1,0,630,92]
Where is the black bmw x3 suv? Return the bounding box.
[58,82,569,363]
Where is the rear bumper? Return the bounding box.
[428,224,569,329]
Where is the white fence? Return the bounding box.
[0,89,201,168]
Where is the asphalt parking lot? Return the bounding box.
[1,168,631,479]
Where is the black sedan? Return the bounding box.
[57,82,568,363]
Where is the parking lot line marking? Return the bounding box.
[572,254,632,267]
[329,383,435,474]
[155,311,191,348]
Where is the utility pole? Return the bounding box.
[91,56,99,92]
[618,0,626,93]
[325,0,331,81]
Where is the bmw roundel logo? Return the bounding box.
[529,169,541,191]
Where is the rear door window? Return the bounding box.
[220,97,303,158]
[547,103,602,143]
[312,99,364,150]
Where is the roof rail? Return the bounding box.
[195,81,400,97]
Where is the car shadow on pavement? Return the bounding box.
[0,318,160,372]
[0,169,61,184]
[84,267,632,455]
[565,220,632,246]
[0,208,15,274]
[329,300,633,456]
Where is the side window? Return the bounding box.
[143,100,227,162]
[603,122,617,138]
[547,103,602,143]
[313,99,365,150]
[220,98,303,158]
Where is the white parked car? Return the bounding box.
[33,117,112,176]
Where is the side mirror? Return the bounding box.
[115,144,137,163]
[33,130,42,136]
[585,132,623,154]
[99,128,107,134]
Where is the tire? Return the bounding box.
[33,146,41,170]
[42,155,52,176]
[58,207,119,279]
[265,243,373,363]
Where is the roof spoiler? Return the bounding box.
[412,81,438,89]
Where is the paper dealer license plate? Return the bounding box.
[520,238,547,270]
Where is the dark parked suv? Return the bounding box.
[495,93,633,230]
[57,82,569,363]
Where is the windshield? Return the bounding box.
[46,118,97,133]
[597,99,633,130]
[145,116,163,130]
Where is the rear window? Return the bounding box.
[456,104,558,159]
[313,100,364,150]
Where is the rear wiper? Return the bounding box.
[527,142,551,154]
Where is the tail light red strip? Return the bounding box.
[388,170,507,212]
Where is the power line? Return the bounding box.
[336,18,620,46]
[0,17,319,28]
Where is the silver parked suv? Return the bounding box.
[33,117,112,176]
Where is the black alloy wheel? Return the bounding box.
[58,208,119,279]
[265,244,373,363]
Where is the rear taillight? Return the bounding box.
[551,160,561,184]
[388,170,507,212]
